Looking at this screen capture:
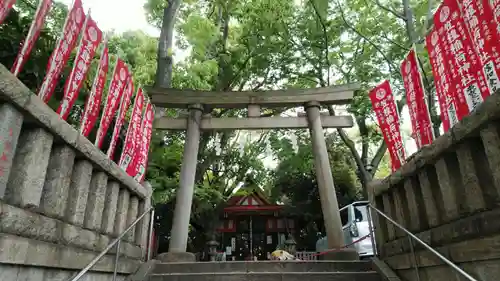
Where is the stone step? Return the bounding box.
[149,272,381,281]
[153,261,374,274]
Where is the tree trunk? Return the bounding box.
[194,4,231,185]
[156,0,182,88]
[402,0,417,44]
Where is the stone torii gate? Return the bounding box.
[146,84,360,261]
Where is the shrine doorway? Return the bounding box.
[217,188,293,261]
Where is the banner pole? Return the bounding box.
[80,34,108,134]
[95,54,119,147]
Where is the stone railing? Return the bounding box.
[369,91,500,281]
[0,64,152,280]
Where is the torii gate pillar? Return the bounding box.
[306,101,358,260]
[169,104,202,250]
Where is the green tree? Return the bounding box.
[144,1,299,253]
[144,0,445,253]
[0,3,162,159]
[281,0,441,195]
[267,129,360,250]
[1,1,68,107]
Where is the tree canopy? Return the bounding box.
[145,0,440,251]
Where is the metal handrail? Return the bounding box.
[368,204,478,281]
[69,207,155,281]
[338,200,369,213]
[339,201,371,230]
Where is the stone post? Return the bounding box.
[247,104,261,117]
[84,172,108,231]
[305,102,356,260]
[0,104,23,199]
[136,182,153,259]
[435,158,459,222]
[125,196,139,242]
[382,193,396,241]
[368,180,386,256]
[392,188,408,238]
[65,160,93,226]
[403,178,422,231]
[101,181,120,235]
[165,104,202,261]
[207,240,219,261]
[40,145,75,219]
[418,168,440,227]
[480,124,500,199]
[456,143,486,213]
[114,188,130,236]
[5,127,53,209]
[284,236,297,255]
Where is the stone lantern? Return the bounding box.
[206,240,220,261]
[284,235,297,255]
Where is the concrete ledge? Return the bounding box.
[23,92,79,146]
[384,233,500,270]
[371,258,402,281]
[0,64,146,199]
[149,272,380,281]
[153,261,374,274]
[319,248,359,261]
[0,233,140,274]
[393,258,496,281]
[0,200,60,244]
[126,260,158,281]
[381,207,500,257]
[157,252,196,262]
[62,224,100,252]
[0,200,143,259]
[0,264,129,281]
[0,64,33,107]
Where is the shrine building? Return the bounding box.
[215,186,295,261]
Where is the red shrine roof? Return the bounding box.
[223,189,282,213]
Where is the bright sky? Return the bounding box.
[58,0,160,37]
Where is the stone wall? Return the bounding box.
[0,64,152,280]
[370,91,500,281]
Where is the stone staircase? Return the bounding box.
[146,261,382,281]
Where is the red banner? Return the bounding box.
[80,43,109,137]
[129,98,147,178]
[0,0,16,25]
[369,80,406,172]
[94,58,129,149]
[134,102,154,183]
[426,28,459,132]
[119,88,145,176]
[131,114,144,181]
[401,48,433,148]
[433,0,488,119]
[38,0,85,103]
[11,0,52,76]
[459,0,500,95]
[107,78,134,158]
[57,15,102,120]
[491,0,500,33]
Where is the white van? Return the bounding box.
[316,201,375,258]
